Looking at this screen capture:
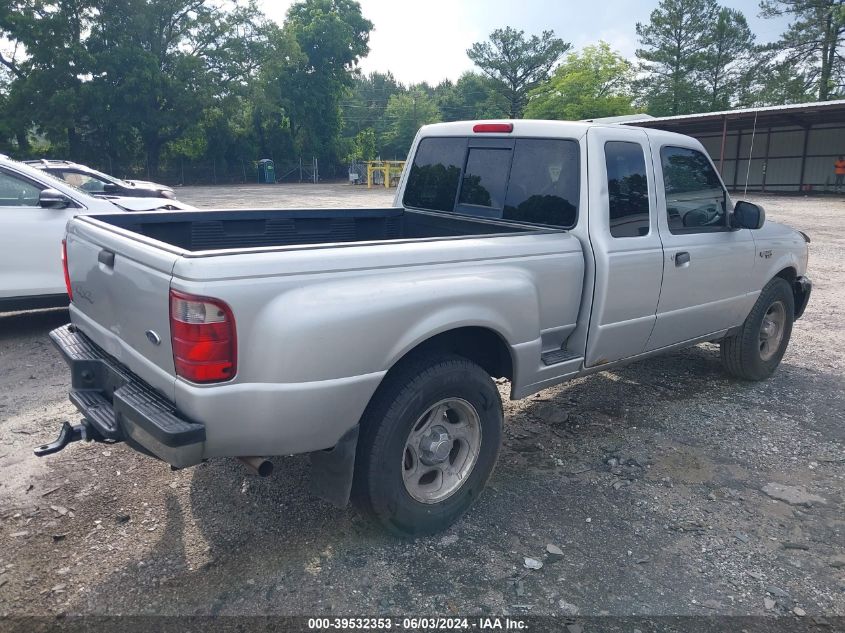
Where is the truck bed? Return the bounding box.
[93,207,537,253]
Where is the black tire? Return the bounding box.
[352,353,503,537]
[720,277,794,381]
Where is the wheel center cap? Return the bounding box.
[420,425,452,464]
[762,319,777,337]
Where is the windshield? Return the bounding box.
[84,166,126,186]
[58,169,121,194]
[16,162,89,196]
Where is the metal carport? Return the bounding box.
[621,100,845,194]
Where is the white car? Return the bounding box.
[0,155,194,312]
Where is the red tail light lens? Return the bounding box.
[169,290,236,383]
[62,239,73,301]
[473,122,513,133]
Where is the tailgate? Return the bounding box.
[65,217,182,401]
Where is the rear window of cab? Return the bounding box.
[403,136,579,228]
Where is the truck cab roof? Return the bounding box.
[417,118,694,145]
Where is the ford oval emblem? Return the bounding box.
[145,330,162,346]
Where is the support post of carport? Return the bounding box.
[732,129,744,190]
[798,125,811,192]
[718,115,728,175]
[761,128,772,193]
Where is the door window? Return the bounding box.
[605,141,650,237]
[403,137,466,212]
[503,139,578,227]
[660,146,727,233]
[0,170,42,206]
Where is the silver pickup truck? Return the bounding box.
[38,120,811,536]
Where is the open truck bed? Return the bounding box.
[95,207,536,253]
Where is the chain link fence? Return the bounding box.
[88,157,344,186]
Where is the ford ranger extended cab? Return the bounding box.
[37,120,811,535]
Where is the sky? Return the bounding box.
[257,0,792,86]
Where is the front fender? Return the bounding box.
[751,222,808,288]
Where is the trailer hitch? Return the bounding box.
[34,420,97,457]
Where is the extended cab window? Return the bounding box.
[404,136,579,228]
[503,139,578,227]
[605,141,650,238]
[403,137,466,212]
[660,146,727,233]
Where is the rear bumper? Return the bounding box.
[794,276,812,319]
[50,324,205,468]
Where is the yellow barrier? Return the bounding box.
[366,160,405,188]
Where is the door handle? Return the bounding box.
[98,249,115,268]
[674,251,691,267]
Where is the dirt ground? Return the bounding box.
[0,186,842,619]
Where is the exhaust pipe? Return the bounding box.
[238,456,273,477]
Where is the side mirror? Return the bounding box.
[38,188,71,209]
[102,183,119,193]
[732,200,765,230]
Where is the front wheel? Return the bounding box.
[720,277,795,381]
[352,354,503,536]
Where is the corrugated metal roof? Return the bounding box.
[622,99,845,134]
[623,99,845,125]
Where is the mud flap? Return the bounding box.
[793,276,812,319]
[308,425,359,508]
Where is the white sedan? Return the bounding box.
[0,155,194,312]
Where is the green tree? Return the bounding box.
[383,90,440,158]
[436,72,509,121]
[0,0,97,157]
[524,42,635,120]
[344,127,376,161]
[738,61,816,105]
[636,0,719,115]
[760,0,845,101]
[280,0,373,168]
[250,25,304,161]
[340,71,403,151]
[467,27,570,118]
[700,8,755,109]
[85,0,270,176]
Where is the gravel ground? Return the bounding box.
[178,182,397,209]
[0,187,842,619]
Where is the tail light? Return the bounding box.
[61,239,73,301]
[169,290,237,383]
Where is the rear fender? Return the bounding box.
[246,266,540,386]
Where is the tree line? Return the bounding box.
[0,0,842,182]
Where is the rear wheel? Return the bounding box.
[720,277,794,381]
[352,354,502,536]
